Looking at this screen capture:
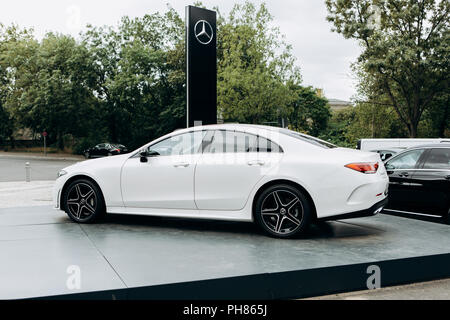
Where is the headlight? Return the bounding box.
[57,170,68,179]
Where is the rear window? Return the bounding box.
[280,129,337,149]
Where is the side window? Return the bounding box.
[148,131,206,156]
[96,144,105,149]
[255,136,283,153]
[423,148,450,170]
[385,149,425,170]
[204,130,282,153]
[205,130,256,153]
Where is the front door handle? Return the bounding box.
[399,172,409,177]
[173,162,189,168]
[247,160,265,166]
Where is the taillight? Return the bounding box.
[345,162,379,174]
[114,149,120,152]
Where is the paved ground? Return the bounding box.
[0,181,54,208]
[308,278,450,300]
[0,155,80,182]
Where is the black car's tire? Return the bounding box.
[84,152,90,159]
[63,179,105,223]
[107,152,112,156]
[254,184,312,238]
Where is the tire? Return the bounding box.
[254,184,312,238]
[107,152,112,156]
[63,178,106,223]
[85,152,90,159]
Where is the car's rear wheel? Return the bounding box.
[254,184,312,238]
[63,179,105,223]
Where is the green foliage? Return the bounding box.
[319,108,356,148]
[288,86,331,136]
[217,2,302,124]
[326,0,450,137]
[81,8,186,149]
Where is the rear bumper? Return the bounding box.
[318,198,388,221]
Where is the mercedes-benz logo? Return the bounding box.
[194,20,214,45]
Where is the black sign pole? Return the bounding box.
[186,6,217,128]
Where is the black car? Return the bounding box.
[384,144,450,223]
[84,143,128,159]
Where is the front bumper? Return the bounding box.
[318,197,388,221]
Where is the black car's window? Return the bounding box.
[96,144,105,149]
[203,130,282,154]
[148,131,206,156]
[385,149,425,170]
[423,148,450,170]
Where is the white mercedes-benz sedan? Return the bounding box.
[53,124,389,238]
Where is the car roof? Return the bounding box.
[407,143,450,149]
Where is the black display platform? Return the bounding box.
[0,206,448,299]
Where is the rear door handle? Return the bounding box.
[399,172,409,177]
[247,160,265,166]
[173,162,189,168]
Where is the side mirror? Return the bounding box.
[140,150,148,163]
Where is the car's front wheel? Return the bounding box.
[63,179,105,223]
[84,152,90,159]
[254,184,312,238]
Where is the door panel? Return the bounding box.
[385,149,426,212]
[407,148,450,216]
[121,154,199,209]
[121,131,205,209]
[408,170,450,216]
[194,130,283,211]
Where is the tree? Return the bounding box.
[0,24,36,148]
[288,86,331,136]
[81,8,186,148]
[326,0,450,137]
[1,32,98,149]
[217,2,302,124]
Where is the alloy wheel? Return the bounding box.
[66,183,97,222]
[260,189,304,235]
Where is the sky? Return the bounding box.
[0,0,362,101]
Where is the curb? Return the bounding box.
[0,154,83,161]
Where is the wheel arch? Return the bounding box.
[252,179,318,220]
[60,174,106,213]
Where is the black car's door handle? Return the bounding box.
[399,172,409,177]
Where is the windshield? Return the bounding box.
[280,129,337,149]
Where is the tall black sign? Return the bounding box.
[186,6,217,127]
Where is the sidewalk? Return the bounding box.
[0,180,54,208]
[0,151,84,161]
[305,278,450,300]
